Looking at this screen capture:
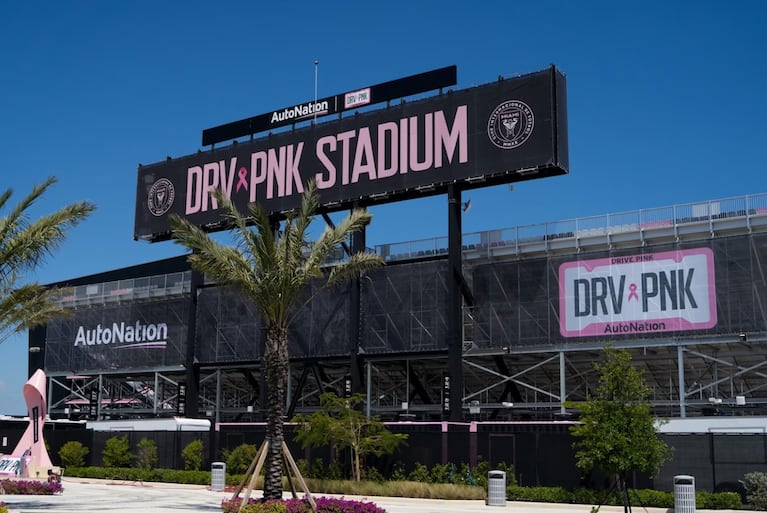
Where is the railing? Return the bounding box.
[55,271,192,307]
[375,192,767,261]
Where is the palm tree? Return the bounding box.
[169,180,383,499]
[0,177,96,345]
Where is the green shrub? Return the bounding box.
[58,440,90,467]
[182,439,203,471]
[511,485,572,503]
[633,488,674,509]
[408,462,430,483]
[697,490,741,510]
[135,438,158,470]
[310,458,325,479]
[362,466,385,483]
[226,443,258,474]
[745,471,767,511]
[390,461,406,481]
[296,458,327,479]
[326,459,344,480]
[429,463,451,483]
[571,487,598,505]
[469,461,489,488]
[102,435,134,467]
[65,466,211,485]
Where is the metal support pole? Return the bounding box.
[154,372,159,415]
[366,361,372,419]
[559,351,566,415]
[215,368,222,424]
[97,374,103,421]
[447,185,464,421]
[678,345,686,418]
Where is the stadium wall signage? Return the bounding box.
[135,66,568,242]
[558,248,717,338]
[44,299,188,373]
[73,320,168,349]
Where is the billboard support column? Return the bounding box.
[447,185,464,421]
[184,268,203,418]
[349,207,366,395]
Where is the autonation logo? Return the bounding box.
[74,321,168,349]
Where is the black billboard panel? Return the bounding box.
[135,66,568,242]
[44,298,188,373]
[202,65,458,146]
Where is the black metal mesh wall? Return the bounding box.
[196,286,262,364]
[472,233,767,349]
[289,280,352,358]
[45,298,188,373]
[361,261,449,354]
[195,280,352,363]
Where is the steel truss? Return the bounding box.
[47,368,186,420]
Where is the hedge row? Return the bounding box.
[508,485,742,510]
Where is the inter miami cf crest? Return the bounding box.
[147,178,175,217]
[487,100,534,149]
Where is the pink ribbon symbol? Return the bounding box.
[236,167,249,192]
[628,283,639,301]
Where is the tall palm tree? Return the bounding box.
[169,180,383,499]
[0,177,96,345]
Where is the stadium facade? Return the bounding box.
[29,191,767,424]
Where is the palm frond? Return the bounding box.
[1,201,96,274]
[326,251,385,288]
[0,283,68,345]
[0,178,95,346]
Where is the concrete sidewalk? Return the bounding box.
[0,477,717,513]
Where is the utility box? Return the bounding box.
[211,461,226,492]
[487,470,507,506]
[674,475,695,513]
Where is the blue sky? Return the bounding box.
[1,2,765,415]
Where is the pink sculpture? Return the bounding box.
[10,369,52,473]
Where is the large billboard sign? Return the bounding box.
[135,66,568,242]
[558,248,717,338]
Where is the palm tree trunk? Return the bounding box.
[263,325,289,500]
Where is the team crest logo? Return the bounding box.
[147,178,175,217]
[487,100,534,149]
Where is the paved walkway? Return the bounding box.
[0,477,734,513]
